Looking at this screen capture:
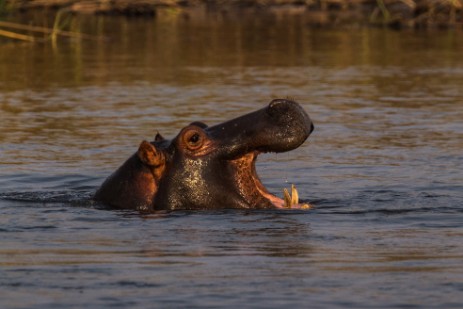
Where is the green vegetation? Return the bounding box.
[0,0,8,16]
[0,0,461,41]
[0,11,106,42]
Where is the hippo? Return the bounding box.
[94,99,314,211]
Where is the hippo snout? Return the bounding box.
[95,99,315,211]
[262,99,314,152]
[267,99,313,134]
[205,99,313,158]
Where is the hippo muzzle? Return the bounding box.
[94,99,314,211]
[209,99,313,157]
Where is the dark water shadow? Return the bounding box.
[1,173,461,221]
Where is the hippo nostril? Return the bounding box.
[268,99,293,111]
[310,123,314,134]
[269,99,285,109]
[267,99,293,117]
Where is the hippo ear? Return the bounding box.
[138,140,164,167]
[154,132,165,142]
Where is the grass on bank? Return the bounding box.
[0,0,462,42]
[0,8,106,42]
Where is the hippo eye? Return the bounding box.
[182,128,204,150]
[189,133,200,144]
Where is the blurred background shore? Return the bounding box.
[1,0,462,29]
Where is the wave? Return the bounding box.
[1,174,461,215]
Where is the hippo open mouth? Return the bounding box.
[95,99,314,211]
[227,151,311,209]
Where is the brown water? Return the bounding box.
[1,16,463,308]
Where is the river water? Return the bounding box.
[1,15,462,308]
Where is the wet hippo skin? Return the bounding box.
[94,99,314,211]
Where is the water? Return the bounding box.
[1,16,463,308]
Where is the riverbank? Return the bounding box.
[3,0,463,29]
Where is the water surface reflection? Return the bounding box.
[1,15,462,308]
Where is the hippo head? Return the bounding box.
[95,99,314,211]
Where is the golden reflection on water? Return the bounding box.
[0,17,461,193]
[1,15,462,308]
[1,15,463,88]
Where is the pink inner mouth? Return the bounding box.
[253,174,308,209]
[230,152,307,209]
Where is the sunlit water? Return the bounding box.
[1,16,462,308]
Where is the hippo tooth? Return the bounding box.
[284,184,299,208]
[284,184,313,209]
[283,188,292,208]
[291,184,299,206]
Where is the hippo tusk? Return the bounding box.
[283,184,312,209]
[283,187,292,208]
[291,184,299,206]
